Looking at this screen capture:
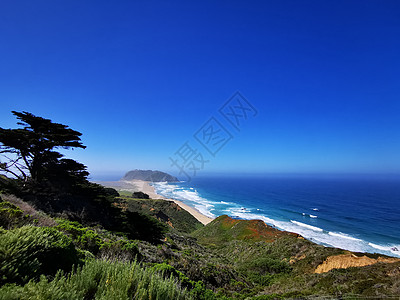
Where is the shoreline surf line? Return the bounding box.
[127,180,214,225]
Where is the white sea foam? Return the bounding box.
[368,243,400,256]
[226,210,367,252]
[329,232,362,242]
[309,214,318,218]
[223,206,400,256]
[152,182,400,258]
[368,243,390,251]
[290,220,323,232]
[152,182,216,218]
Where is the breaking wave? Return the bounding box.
[151,181,400,258]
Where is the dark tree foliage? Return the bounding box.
[104,187,119,197]
[132,191,150,199]
[0,111,167,243]
[121,211,167,242]
[0,111,87,191]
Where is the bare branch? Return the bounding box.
[0,154,29,180]
[0,165,23,180]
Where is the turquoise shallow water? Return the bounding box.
[152,174,400,258]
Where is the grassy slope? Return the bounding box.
[118,196,204,234]
[2,192,400,299]
[0,257,191,300]
[0,193,242,299]
[192,215,300,245]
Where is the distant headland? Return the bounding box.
[121,169,178,182]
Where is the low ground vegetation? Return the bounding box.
[2,194,400,299]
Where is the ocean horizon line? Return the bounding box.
[90,171,400,182]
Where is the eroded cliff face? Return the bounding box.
[315,253,400,273]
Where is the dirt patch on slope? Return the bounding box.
[315,254,399,273]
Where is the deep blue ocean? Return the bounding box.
[151,174,400,258]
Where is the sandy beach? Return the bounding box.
[99,179,214,225]
[131,180,214,225]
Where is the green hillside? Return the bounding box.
[192,215,299,245]
[120,196,203,234]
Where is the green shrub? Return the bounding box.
[151,263,192,287]
[238,257,291,286]
[190,280,218,300]
[99,239,139,261]
[247,273,274,286]
[252,294,284,300]
[56,219,102,254]
[150,263,220,300]
[56,218,142,260]
[77,248,96,262]
[0,259,190,300]
[0,225,79,285]
[152,263,222,300]
[0,201,25,229]
[243,257,292,275]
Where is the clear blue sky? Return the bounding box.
[1,1,399,179]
